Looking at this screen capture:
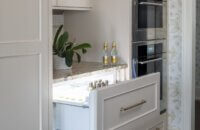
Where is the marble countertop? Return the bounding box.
[53,62,127,83]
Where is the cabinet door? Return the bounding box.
[0,0,50,130]
[54,103,90,130]
[52,0,57,6]
[90,73,160,130]
[57,0,91,8]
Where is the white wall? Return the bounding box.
[63,0,132,78]
[53,14,65,36]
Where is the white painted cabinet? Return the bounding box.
[52,0,57,6]
[52,0,92,10]
[53,69,122,130]
[90,73,160,130]
[54,103,89,130]
[53,73,162,130]
[0,0,50,130]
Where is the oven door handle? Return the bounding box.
[139,2,163,6]
[138,58,163,64]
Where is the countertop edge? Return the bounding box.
[53,63,127,83]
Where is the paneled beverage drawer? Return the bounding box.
[104,83,158,130]
[90,73,160,130]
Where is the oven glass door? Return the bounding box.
[132,40,167,113]
[138,0,163,29]
[137,57,167,113]
[132,0,167,41]
[137,57,163,76]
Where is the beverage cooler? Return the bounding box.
[53,73,160,130]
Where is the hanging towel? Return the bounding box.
[132,59,137,79]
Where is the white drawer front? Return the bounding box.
[90,73,160,130]
[104,84,157,130]
[57,0,91,8]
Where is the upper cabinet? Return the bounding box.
[52,0,92,10]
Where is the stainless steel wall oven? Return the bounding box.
[132,0,167,42]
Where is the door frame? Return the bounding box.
[182,0,196,130]
[48,0,53,130]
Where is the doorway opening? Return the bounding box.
[196,0,200,129]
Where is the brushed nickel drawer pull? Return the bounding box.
[138,58,163,64]
[139,2,163,6]
[120,100,146,112]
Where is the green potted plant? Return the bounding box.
[53,25,92,70]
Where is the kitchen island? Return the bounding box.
[53,62,128,130]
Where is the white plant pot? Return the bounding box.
[53,55,72,70]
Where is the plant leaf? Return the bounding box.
[82,48,87,54]
[75,52,81,63]
[65,51,74,67]
[57,32,69,51]
[53,25,63,53]
[58,48,66,58]
[73,43,91,50]
[65,42,74,50]
[59,42,74,58]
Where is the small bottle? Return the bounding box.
[111,41,118,65]
[103,42,109,66]
[89,82,95,91]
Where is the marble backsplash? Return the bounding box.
[167,0,182,130]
